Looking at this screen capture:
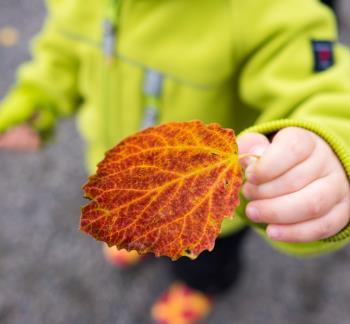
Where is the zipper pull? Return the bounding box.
[141,70,164,129]
[103,19,116,64]
[141,106,159,130]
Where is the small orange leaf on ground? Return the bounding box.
[80,121,243,260]
[0,27,19,47]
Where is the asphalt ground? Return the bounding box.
[0,1,350,323]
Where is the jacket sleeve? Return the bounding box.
[234,0,350,256]
[0,11,80,141]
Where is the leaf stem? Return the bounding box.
[238,153,261,160]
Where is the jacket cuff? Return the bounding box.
[239,118,350,243]
[0,84,56,142]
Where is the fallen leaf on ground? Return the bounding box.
[0,27,19,47]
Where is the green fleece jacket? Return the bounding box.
[1,0,350,256]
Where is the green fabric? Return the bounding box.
[0,84,57,140]
[1,0,350,255]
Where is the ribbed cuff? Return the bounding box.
[240,118,350,243]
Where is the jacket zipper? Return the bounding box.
[103,0,121,63]
[101,0,122,148]
[102,0,164,145]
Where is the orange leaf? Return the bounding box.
[0,27,19,47]
[80,121,243,260]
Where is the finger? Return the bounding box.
[237,132,270,169]
[246,127,316,185]
[0,126,40,151]
[23,134,40,151]
[243,145,328,200]
[245,173,345,224]
[266,198,350,242]
[0,132,16,148]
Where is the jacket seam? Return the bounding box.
[56,28,231,91]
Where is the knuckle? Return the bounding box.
[282,228,302,243]
[336,174,350,201]
[289,174,304,192]
[339,212,350,231]
[247,166,264,184]
[243,183,255,199]
[251,185,261,199]
[265,207,280,223]
[316,221,332,239]
[307,195,322,218]
[288,140,302,158]
[338,200,350,227]
[283,226,307,243]
[279,127,315,159]
[343,209,350,227]
[260,184,274,199]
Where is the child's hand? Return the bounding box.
[238,127,350,243]
[0,125,41,152]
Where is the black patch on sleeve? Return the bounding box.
[312,40,334,72]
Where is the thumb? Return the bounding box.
[237,132,270,169]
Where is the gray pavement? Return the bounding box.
[0,1,350,324]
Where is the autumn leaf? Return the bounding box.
[0,27,19,47]
[80,121,243,260]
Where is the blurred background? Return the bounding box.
[0,1,350,323]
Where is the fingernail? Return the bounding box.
[242,185,251,200]
[246,205,260,222]
[267,227,281,240]
[246,146,266,180]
